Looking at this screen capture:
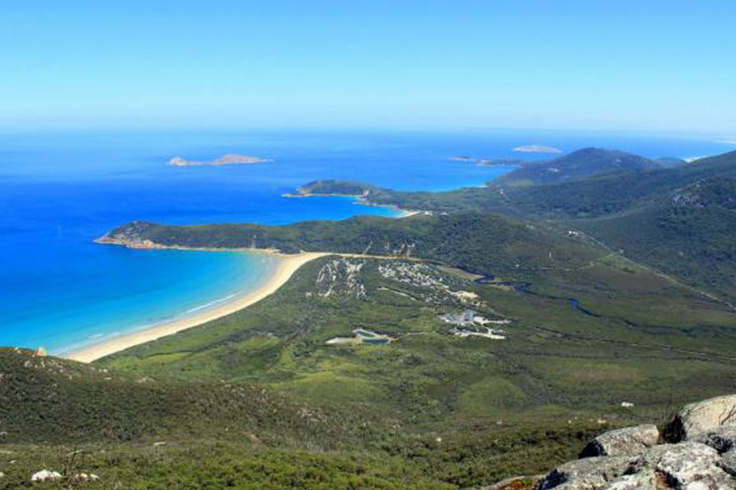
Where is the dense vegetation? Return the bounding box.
[103,211,601,277]
[0,347,387,448]
[495,148,661,186]
[277,150,736,302]
[581,177,736,301]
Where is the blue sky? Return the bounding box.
[1,0,734,134]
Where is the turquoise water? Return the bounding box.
[0,129,733,354]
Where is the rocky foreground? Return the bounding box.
[489,394,736,490]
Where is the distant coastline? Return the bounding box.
[168,154,271,167]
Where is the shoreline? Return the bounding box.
[64,251,327,363]
[65,191,426,363]
[282,192,422,218]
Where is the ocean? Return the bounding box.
[1,129,733,354]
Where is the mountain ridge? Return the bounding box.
[498,147,662,186]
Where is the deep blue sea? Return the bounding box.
[1,129,733,354]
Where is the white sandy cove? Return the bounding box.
[65,252,327,363]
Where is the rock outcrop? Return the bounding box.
[580,425,660,458]
[538,456,632,489]
[664,395,736,442]
[494,394,736,490]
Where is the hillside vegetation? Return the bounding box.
[100,211,601,277]
[581,177,736,301]
[0,347,374,447]
[280,150,736,302]
[496,148,661,186]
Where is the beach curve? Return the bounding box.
[64,251,327,363]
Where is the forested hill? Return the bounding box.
[0,347,367,447]
[580,177,736,300]
[98,212,602,277]
[293,150,736,219]
[267,149,736,302]
[497,147,661,186]
[291,179,378,196]
[502,149,736,218]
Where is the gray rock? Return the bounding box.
[538,456,632,490]
[722,451,736,476]
[691,424,736,477]
[693,424,736,454]
[599,472,656,490]
[534,396,736,490]
[581,425,660,458]
[629,442,735,489]
[665,395,736,442]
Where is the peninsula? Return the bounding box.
[283,180,376,198]
[168,154,270,167]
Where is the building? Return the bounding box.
[440,309,478,327]
[326,328,393,346]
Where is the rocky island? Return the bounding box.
[514,145,563,154]
[168,154,270,167]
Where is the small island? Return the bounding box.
[513,145,563,154]
[283,180,376,198]
[452,156,526,167]
[168,154,270,167]
[476,158,526,167]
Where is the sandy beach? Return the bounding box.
[64,251,327,363]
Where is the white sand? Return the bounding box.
[64,252,326,363]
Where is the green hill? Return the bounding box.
[501,149,736,218]
[497,148,661,186]
[280,151,736,302]
[289,150,736,219]
[0,347,372,447]
[291,179,378,196]
[99,211,601,277]
[579,177,736,302]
